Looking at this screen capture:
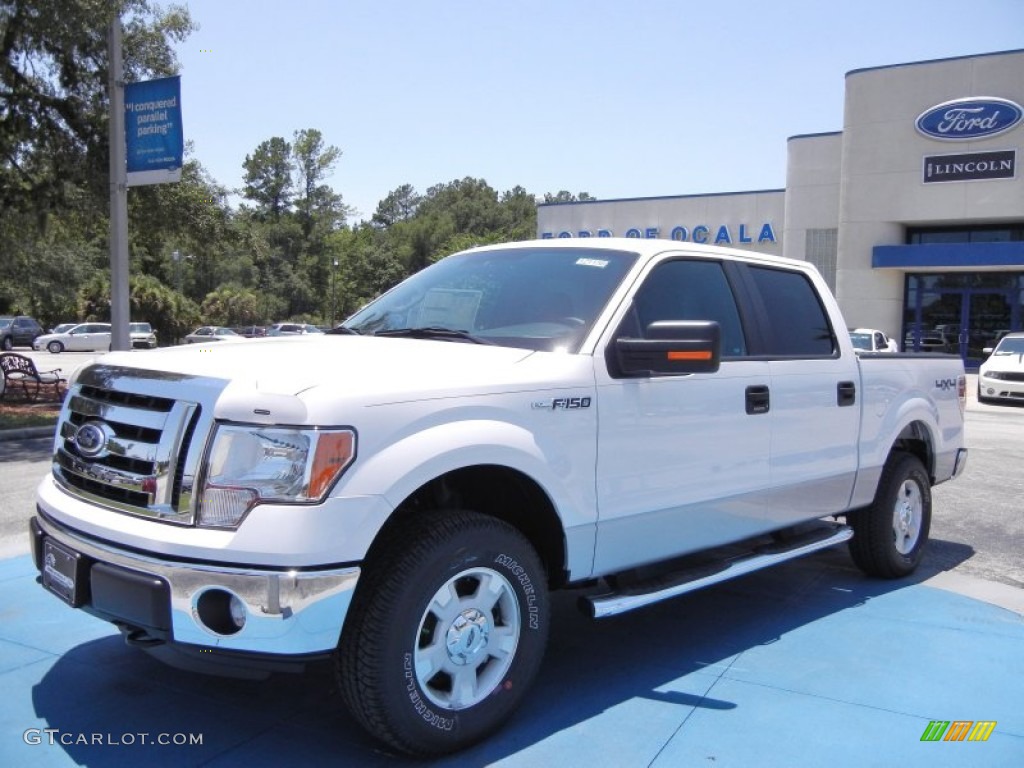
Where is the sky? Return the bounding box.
[171,0,1024,224]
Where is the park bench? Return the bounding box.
[0,352,67,402]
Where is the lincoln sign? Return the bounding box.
[923,150,1016,183]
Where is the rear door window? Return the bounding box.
[747,266,835,357]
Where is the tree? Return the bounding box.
[371,183,421,228]
[542,190,595,204]
[242,136,293,218]
[77,271,200,344]
[500,185,537,240]
[129,155,233,292]
[419,177,503,235]
[292,128,348,235]
[200,285,262,327]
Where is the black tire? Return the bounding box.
[336,510,549,756]
[47,341,64,354]
[848,452,931,578]
[1,336,12,351]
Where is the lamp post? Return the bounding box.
[172,250,181,293]
[331,258,339,326]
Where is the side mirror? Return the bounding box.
[982,347,994,355]
[614,321,721,377]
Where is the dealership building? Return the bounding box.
[537,49,1024,367]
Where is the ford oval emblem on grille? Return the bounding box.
[74,421,113,459]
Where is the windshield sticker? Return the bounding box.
[575,258,609,268]
[414,288,482,329]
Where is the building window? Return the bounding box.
[907,224,1024,244]
[805,228,838,292]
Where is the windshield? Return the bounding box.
[344,246,638,352]
[993,337,1024,356]
[849,333,871,350]
[130,323,151,333]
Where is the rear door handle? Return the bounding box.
[745,384,770,415]
[837,380,856,407]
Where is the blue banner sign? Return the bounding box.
[915,97,1023,141]
[124,76,183,186]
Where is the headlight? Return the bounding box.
[198,424,356,528]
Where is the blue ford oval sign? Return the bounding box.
[915,97,1023,140]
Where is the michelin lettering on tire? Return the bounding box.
[494,553,540,630]
[403,652,455,731]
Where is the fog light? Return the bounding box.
[195,589,245,635]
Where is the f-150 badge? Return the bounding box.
[531,397,592,410]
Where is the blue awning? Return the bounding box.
[873,241,1024,269]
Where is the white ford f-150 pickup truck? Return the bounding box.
[31,238,967,755]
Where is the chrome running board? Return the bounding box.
[582,524,854,619]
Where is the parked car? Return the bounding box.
[977,331,1024,404]
[267,322,324,336]
[183,326,241,344]
[0,315,45,350]
[233,325,267,338]
[129,322,158,349]
[33,322,112,353]
[849,328,897,354]
[903,327,946,352]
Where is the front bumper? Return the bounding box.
[30,512,359,661]
[979,373,1024,401]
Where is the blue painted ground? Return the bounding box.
[1,549,1021,767]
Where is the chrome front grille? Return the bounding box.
[52,364,220,525]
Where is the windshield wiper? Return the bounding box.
[325,326,361,335]
[374,327,493,345]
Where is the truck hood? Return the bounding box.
[97,335,586,403]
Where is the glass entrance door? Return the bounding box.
[904,274,1024,368]
[962,291,1014,366]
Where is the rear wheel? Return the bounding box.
[848,452,931,578]
[336,510,549,756]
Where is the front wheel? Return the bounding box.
[336,510,549,756]
[47,341,64,354]
[1,336,12,350]
[848,452,931,578]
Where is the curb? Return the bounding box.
[0,426,54,442]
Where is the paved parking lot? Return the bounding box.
[1,548,1021,766]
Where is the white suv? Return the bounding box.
[129,322,158,349]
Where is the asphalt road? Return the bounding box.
[1,373,1022,588]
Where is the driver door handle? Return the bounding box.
[745,384,770,415]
